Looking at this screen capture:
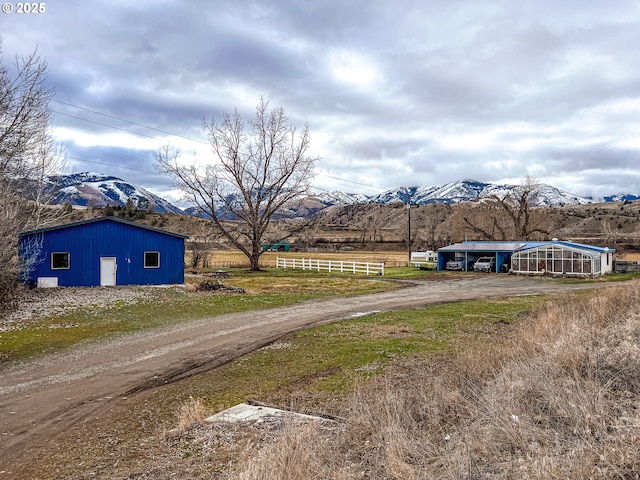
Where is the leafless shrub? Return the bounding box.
[187,241,211,269]
[227,282,640,479]
[0,272,20,315]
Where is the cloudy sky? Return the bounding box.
[3,0,640,202]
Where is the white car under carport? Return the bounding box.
[473,256,496,272]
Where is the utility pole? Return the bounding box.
[407,202,411,265]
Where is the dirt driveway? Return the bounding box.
[0,275,607,476]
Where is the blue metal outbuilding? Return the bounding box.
[19,216,188,287]
[437,240,614,276]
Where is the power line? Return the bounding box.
[324,175,382,189]
[52,99,208,145]
[53,111,164,141]
[321,174,384,192]
[65,156,158,175]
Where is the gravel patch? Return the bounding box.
[1,286,169,332]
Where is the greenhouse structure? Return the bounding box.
[509,241,614,277]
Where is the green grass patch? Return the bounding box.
[178,295,550,413]
[595,272,640,282]
[224,268,402,295]
[549,271,640,284]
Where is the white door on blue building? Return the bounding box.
[100,257,117,286]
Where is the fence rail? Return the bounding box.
[614,260,640,273]
[276,257,384,276]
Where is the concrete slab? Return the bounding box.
[205,403,333,426]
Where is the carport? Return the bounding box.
[437,241,528,272]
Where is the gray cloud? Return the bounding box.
[2,0,640,200]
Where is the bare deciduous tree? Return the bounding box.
[453,201,509,241]
[1,44,64,308]
[601,219,619,247]
[157,98,318,270]
[354,202,385,249]
[452,177,557,241]
[418,203,453,250]
[186,242,211,269]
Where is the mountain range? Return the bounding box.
[46,172,639,217]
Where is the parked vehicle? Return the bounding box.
[445,255,474,271]
[473,256,496,272]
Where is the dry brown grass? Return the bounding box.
[227,281,640,479]
[620,252,640,261]
[206,250,412,268]
[177,397,209,432]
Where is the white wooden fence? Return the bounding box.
[276,257,384,276]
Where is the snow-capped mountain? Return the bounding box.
[46,172,184,214]
[310,190,372,206]
[603,193,640,203]
[44,173,635,219]
[311,180,600,207]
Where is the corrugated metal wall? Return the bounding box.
[21,219,185,286]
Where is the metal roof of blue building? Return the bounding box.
[20,216,189,239]
[439,240,614,253]
[515,240,614,253]
[439,241,529,252]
